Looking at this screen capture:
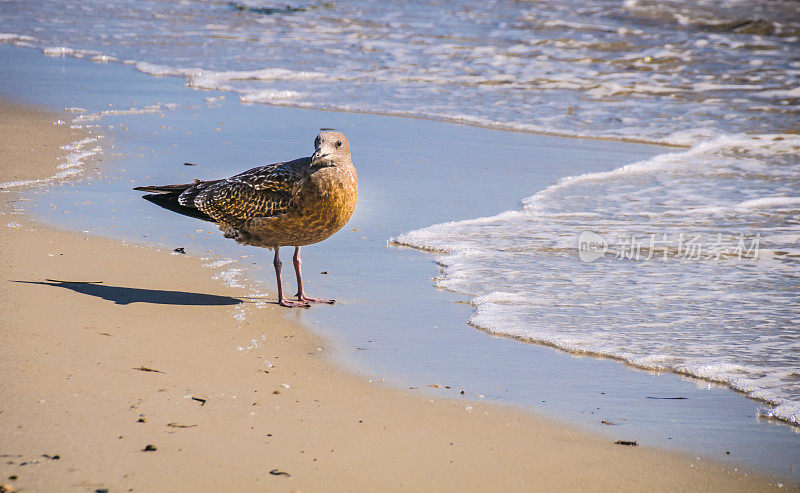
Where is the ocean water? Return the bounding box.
[394,134,800,425]
[1,0,799,428]
[1,0,798,143]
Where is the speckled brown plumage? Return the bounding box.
[135,131,358,307]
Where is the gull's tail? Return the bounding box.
[134,180,217,223]
[133,183,196,194]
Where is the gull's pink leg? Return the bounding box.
[274,247,309,308]
[293,246,335,304]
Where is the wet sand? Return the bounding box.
[0,100,86,185]
[0,99,789,491]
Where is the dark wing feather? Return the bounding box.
[177,179,221,207]
[192,158,310,227]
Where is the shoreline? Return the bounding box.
[0,100,90,189]
[0,100,790,491]
[3,41,799,479]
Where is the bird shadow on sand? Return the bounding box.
[13,280,245,306]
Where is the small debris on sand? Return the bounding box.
[428,384,441,388]
[0,484,16,493]
[191,396,207,406]
[183,162,197,166]
[174,247,186,254]
[269,469,291,477]
[134,366,164,374]
[167,423,198,428]
[614,440,638,446]
[143,444,157,452]
[601,420,617,426]
[41,454,60,460]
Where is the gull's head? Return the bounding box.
[311,131,350,167]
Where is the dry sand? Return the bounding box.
[0,99,786,492]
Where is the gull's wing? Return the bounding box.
[190,157,311,227]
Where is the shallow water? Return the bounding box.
[1,0,798,143]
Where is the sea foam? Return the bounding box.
[394,133,800,425]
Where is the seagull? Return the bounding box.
[134,131,358,307]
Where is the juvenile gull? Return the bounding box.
[134,131,358,307]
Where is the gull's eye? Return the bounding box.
[336,140,342,148]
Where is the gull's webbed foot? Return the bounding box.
[279,298,311,308]
[296,294,335,304]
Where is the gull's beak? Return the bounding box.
[311,149,333,167]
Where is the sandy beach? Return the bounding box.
[0,98,789,491]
